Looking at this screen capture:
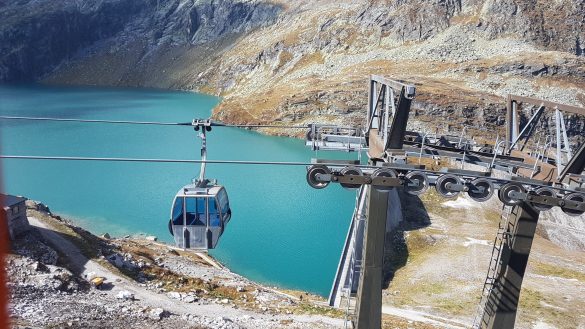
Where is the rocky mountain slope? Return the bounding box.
[0,0,281,83]
[2,3,585,327]
[2,0,584,139]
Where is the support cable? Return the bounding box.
[0,116,309,129]
[0,155,354,167]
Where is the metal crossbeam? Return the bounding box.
[505,95,585,180]
[366,76,415,158]
[559,143,585,184]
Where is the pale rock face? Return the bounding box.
[2,0,584,84]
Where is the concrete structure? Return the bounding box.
[2,194,30,239]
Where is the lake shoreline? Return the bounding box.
[1,84,356,297]
[7,198,345,328]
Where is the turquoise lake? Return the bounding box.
[0,85,358,296]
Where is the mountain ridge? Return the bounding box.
[3,0,582,140]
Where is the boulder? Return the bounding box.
[116,290,135,301]
[148,307,166,321]
[167,291,182,300]
[31,261,49,273]
[183,295,197,303]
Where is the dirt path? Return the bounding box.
[27,216,344,327]
[381,305,469,329]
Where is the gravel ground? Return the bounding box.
[7,202,344,329]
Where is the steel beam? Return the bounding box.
[508,105,544,152]
[386,87,413,150]
[559,143,585,183]
[354,186,389,329]
[508,95,585,116]
[366,76,415,158]
[506,96,518,151]
[556,109,564,176]
[481,203,540,329]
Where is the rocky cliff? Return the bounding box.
[3,2,585,132]
[0,0,281,84]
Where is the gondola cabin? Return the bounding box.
[169,183,231,250]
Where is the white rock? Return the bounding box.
[149,307,165,320]
[116,290,135,301]
[167,291,182,300]
[145,236,157,241]
[183,295,196,303]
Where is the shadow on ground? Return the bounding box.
[383,190,431,289]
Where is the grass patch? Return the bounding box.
[295,302,344,318]
[435,298,468,315]
[276,50,294,71]
[531,261,585,282]
[404,229,439,262]
[291,51,325,72]
[518,289,551,317]
[518,287,582,329]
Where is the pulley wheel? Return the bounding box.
[561,193,585,217]
[498,182,526,206]
[340,166,363,190]
[306,165,331,189]
[435,174,463,199]
[531,187,556,212]
[371,168,398,192]
[404,171,429,196]
[467,178,494,202]
[205,126,212,132]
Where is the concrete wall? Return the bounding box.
[4,201,30,240]
[386,189,404,230]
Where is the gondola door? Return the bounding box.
[186,197,207,249]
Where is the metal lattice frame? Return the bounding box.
[366,75,416,157]
[505,95,585,178]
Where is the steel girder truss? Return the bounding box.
[505,95,585,180]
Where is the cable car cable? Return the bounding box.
[0,116,310,129]
[0,116,193,126]
[0,154,369,168]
